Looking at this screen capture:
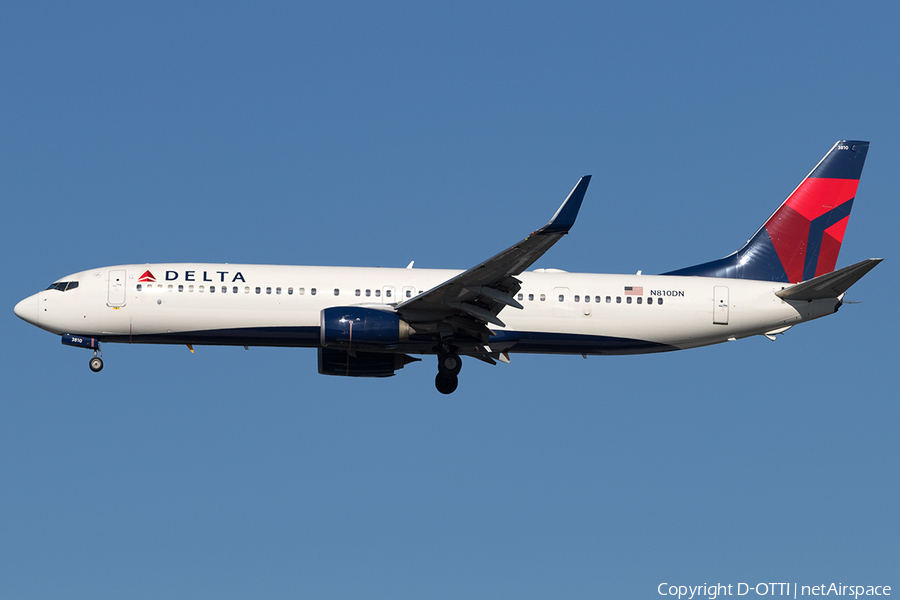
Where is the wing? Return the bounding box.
[395,176,591,341]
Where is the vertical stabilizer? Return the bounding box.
[663,140,869,283]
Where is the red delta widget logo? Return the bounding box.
[138,270,246,283]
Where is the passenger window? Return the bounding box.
[386,289,392,298]
[648,297,653,304]
[221,286,226,293]
[616,296,621,303]
[136,284,142,291]
[365,289,371,297]
[659,298,664,305]
[311,288,317,295]
[355,289,361,296]
[189,285,194,292]
[606,296,611,303]
[276,287,281,295]
[334,288,340,296]
[637,297,642,304]
[245,287,250,294]
[584,295,589,303]
[626,296,632,304]
[375,289,381,297]
[528,293,534,301]
[287,287,293,295]
[255,287,261,294]
[168,285,174,292]
[596,296,601,303]
[199,285,205,292]
[232,286,238,294]
[405,290,411,298]
[178,285,184,292]
[209,285,214,293]
[558,295,564,302]
[266,287,272,294]
[298,288,305,295]
[518,293,523,301]
[540,294,546,302]
[574,295,580,302]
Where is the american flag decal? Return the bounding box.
[624,286,643,295]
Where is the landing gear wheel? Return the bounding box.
[89,357,104,372]
[438,353,462,376]
[435,373,458,395]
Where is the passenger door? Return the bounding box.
[108,269,127,307]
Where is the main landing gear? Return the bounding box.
[89,353,104,372]
[435,352,462,394]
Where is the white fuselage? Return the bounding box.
[17,263,839,355]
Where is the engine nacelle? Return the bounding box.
[318,348,418,378]
[320,307,412,350]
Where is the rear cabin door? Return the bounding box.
[713,285,729,325]
[108,269,127,307]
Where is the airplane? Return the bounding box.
[14,140,881,394]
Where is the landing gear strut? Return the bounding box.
[435,352,462,394]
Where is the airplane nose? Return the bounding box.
[14,294,39,326]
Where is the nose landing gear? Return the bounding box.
[435,352,462,394]
[60,334,104,372]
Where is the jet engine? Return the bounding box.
[320,307,412,350]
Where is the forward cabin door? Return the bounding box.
[108,269,127,307]
[713,286,729,325]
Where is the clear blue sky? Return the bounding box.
[2,2,898,598]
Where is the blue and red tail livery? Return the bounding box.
[664,140,869,283]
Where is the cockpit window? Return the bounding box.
[46,281,79,292]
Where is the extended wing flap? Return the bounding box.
[775,258,882,301]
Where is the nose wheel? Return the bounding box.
[435,353,462,394]
[88,345,103,373]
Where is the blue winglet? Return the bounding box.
[540,175,591,234]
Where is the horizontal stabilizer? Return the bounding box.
[775,258,882,301]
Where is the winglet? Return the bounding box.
[539,175,591,234]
